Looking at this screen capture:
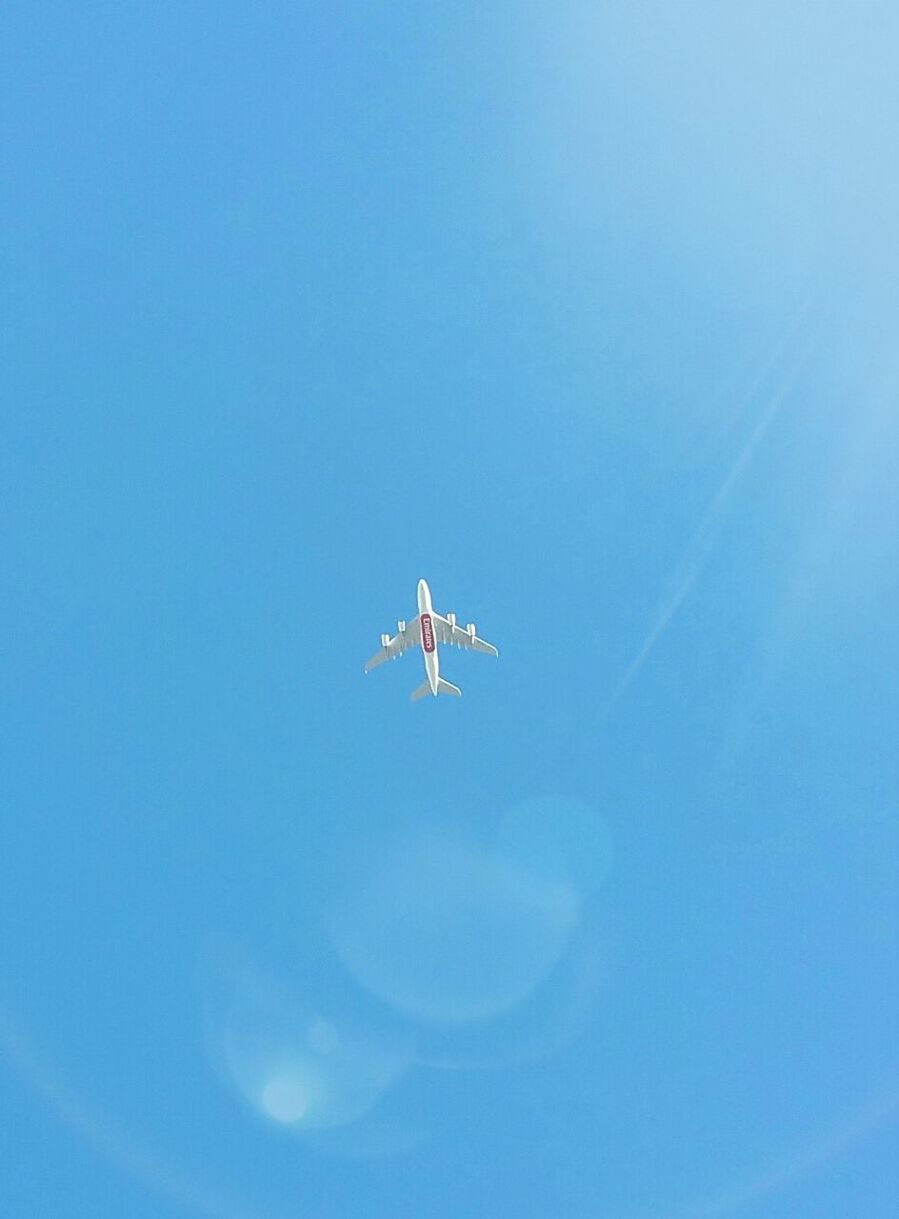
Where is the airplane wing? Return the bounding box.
[364,616,421,672]
[432,613,498,656]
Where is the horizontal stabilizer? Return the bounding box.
[410,677,462,701]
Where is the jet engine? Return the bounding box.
[381,633,391,648]
[397,619,406,634]
[447,612,457,628]
[466,623,476,638]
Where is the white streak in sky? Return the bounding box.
[666,1081,899,1218]
[606,317,821,711]
[695,287,817,464]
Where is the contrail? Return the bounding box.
[696,286,817,463]
[665,1081,899,1218]
[606,317,821,712]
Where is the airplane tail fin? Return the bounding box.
[410,677,462,701]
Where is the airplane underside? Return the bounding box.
[364,579,498,702]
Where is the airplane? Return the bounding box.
[364,579,498,700]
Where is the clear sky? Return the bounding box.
[2,3,897,1217]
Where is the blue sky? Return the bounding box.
[2,3,897,1216]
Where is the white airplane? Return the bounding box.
[364,579,498,700]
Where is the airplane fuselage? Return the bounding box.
[417,578,440,695]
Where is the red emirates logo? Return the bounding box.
[421,613,435,653]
